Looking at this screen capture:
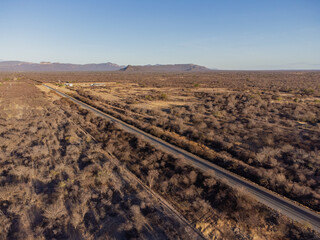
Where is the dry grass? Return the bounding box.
[0,79,202,239]
[55,71,320,212]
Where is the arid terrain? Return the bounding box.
[0,72,319,239]
[0,79,201,239]
[25,71,320,210]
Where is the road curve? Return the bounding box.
[44,84,320,232]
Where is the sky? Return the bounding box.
[0,0,319,70]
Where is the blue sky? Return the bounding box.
[0,0,319,69]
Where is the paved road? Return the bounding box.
[45,84,320,232]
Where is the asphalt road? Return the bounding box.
[44,84,320,232]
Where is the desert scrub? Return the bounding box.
[159,93,168,100]
[145,95,152,100]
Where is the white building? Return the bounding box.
[90,83,105,87]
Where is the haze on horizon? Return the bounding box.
[0,0,319,70]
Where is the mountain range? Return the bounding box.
[0,61,124,72]
[0,61,212,72]
[120,64,211,72]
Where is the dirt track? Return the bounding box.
[44,83,320,233]
[1,79,319,239]
[0,81,201,239]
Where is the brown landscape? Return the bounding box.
[26,71,320,210]
[0,72,320,239]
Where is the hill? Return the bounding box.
[0,61,124,72]
[120,64,212,72]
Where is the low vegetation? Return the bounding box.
[1,73,319,239]
[55,96,319,239]
[42,71,320,211]
[0,81,201,239]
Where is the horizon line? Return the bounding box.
[0,59,319,71]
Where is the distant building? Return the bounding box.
[65,83,73,87]
[90,83,105,87]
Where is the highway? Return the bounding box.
[44,84,320,232]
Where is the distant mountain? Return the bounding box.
[0,61,214,72]
[0,61,124,72]
[120,64,212,72]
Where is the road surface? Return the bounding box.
[44,84,320,232]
